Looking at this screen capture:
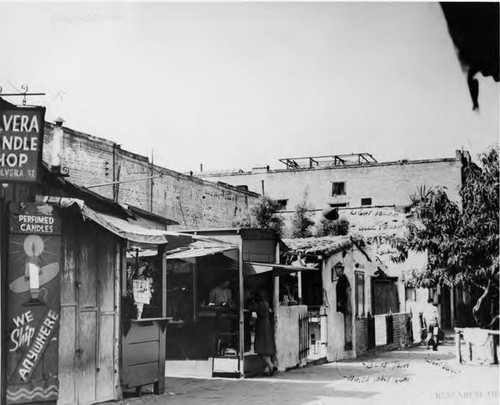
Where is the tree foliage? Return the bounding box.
[291,200,315,238]
[234,196,284,237]
[315,216,350,237]
[401,147,499,327]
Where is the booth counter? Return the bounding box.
[120,245,171,395]
[121,318,169,394]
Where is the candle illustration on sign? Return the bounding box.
[25,235,43,302]
[9,234,60,305]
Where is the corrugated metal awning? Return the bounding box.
[166,245,239,262]
[81,205,175,245]
[126,248,158,258]
[244,262,318,276]
[36,195,215,246]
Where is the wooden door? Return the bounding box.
[336,275,353,350]
[372,278,399,315]
[59,222,117,405]
[78,227,118,404]
[59,222,78,405]
[77,229,98,404]
[95,233,118,402]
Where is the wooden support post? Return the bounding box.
[455,329,462,364]
[192,263,197,323]
[274,240,280,310]
[297,272,302,305]
[273,275,280,311]
[155,246,167,395]
[161,247,167,318]
[238,239,244,377]
[115,241,124,400]
[273,238,280,370]
[450,285,455,328]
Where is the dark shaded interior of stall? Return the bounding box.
[165,254,276,360]
[166,254,237,360]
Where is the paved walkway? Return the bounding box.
[106,342,499,405]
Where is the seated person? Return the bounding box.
[209,280,234,307]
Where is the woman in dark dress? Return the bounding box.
[252,291,277,376]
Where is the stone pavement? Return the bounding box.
[104,342,499,405]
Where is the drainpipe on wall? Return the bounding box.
[112,143,117,201]
[150,150,154,213]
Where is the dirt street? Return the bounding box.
[103,342,499,405]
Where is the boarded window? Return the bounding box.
[332,182,346,196]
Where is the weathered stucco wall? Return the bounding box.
[321,247,377,361]
[199,152,466,237]
[199,152,465,210]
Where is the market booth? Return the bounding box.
[165,228,313,377]
[57,201,175,403]
[0,99,202,404]
[165,241,241,377]
[1,165,204,405]
[243,261,315,371]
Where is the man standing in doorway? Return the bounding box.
[423,298,440,351]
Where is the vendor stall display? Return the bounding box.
[167,228,315,378]
[165,247,242,377]
[121,244,169,395]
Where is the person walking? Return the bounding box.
[251,290,277,376]
[423,298,440,351]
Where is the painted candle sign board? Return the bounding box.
[0,106,45,183]
[6,202,61,404]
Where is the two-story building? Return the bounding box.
[197,151,472,331]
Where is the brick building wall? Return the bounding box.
[355,313,412,356]
[355,317,369,355]
[42,123,259,229]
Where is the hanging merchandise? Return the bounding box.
[132,277,153,319]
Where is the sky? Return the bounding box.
[0,1,498,173]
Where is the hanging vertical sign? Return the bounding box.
[0,106,45,183]
[6,202,61,404]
